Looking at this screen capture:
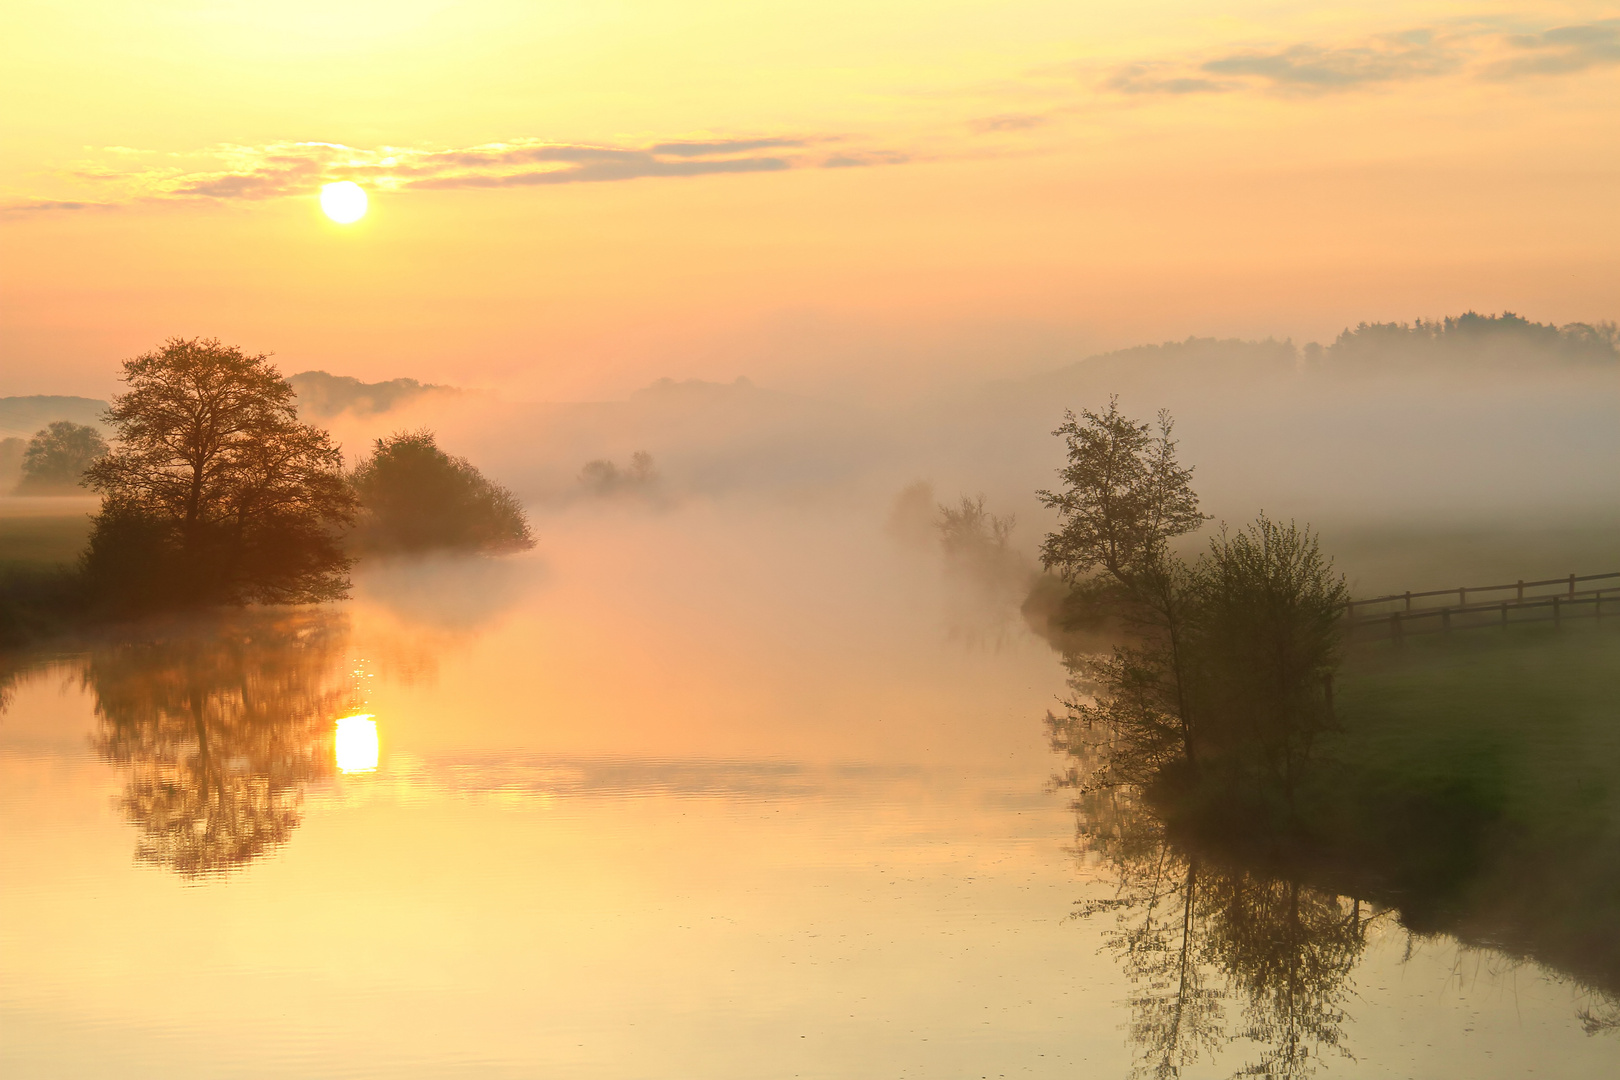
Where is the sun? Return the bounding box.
[320,181,368,224]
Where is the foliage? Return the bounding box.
[1190,517,1349,799]
[937,494,1017,571]
[1038,397,1205,583]
[578,450,659,497]
[14,421,107,494]
[1040,404,1345,808]
[0,566,87,648]
[82,338,356,610]
[1328,311,1618,366]
[935,494,1032,645]
[351,430,534,553]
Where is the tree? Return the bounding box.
[350,430,534,553]
[82,337,357,609]
[1039,401,1207,777]
[1038,398,1205,585]
[14,421,107,493]
[1189,516,1348,803]
[577,450,659,497]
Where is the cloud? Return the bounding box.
[1201,31,1460,91]
[651,137,807,156]
[408,149,792,189]
[1103,21,1620,98]
[1489,20,1620,77]
[819,150,910,168]
[0,199,115,213]
[16,133,905,211]
[1104,65,1233,95]
[967,113,1053,133]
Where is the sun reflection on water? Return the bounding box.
[334,714,379,774]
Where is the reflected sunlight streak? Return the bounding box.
[334,714,379,773]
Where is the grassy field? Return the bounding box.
[1335,619,1620,839]
[1321,619,1620,990]
[0,513,93,569]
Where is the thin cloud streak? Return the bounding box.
[16,134,898,212]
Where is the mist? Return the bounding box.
[306,313,1616,615]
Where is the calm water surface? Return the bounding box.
[2,505,1615,1077]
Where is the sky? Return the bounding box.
[3,1,1618,399]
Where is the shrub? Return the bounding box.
[350,431,533,553]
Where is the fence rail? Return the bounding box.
[1343,570,1618,641]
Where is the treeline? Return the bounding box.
[1323,310,1617,366]
[1,338,532,642]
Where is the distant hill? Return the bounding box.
[0,396,109,441]
[288,371,461,417]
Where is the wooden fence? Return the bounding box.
[1343,571,1619,640]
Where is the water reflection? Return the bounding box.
[334,714,379,773]
[1056,671,1620,1077]
[1076,793,1379,1079]
[81,610,359,877]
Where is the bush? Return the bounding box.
[350,431,534,553]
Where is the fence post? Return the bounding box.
[1569,573,1577,599]
[1459,587,1467,606]
[1517,579,1524,601]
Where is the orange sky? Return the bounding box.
[3,1,1617,398]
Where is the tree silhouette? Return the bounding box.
[83,337,356,610]
[14,421,107,493]
[84,610,357,877]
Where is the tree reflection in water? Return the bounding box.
[83,610,358,877]
[1076,785,1379,1080]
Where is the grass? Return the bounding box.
[0,513,92,570]
[0,511,93,647]
[1309,620,1620,990]
[1334,619,1620,843]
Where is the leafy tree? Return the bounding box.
[14,421,107,493]
[1190,517,1348,802]
[350,430,534,553]
[1038,398,1205,584]
[1039,400,1207,774]
[82,338,356,609]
